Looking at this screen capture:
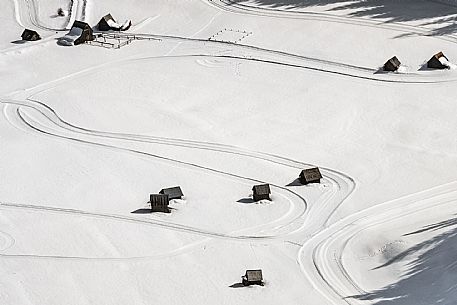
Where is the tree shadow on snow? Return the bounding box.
[229,0,457,36]
[350,216,457,305]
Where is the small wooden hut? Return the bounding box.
[299,167,322,185]
[71,20,94,45]
[427,52,449,69]
[150,194,170,213]
[242,269,263,286]
[97,13,131,31]
[252,184,271,202]
[97,13,115,31]
[383,56,401,72]
[21,29,41,41]
[159,186,183,200]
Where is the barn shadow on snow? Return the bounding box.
[229,282,246,288]
[350,216,457,305]
[10,40,26,44]
[131,208,152,214]
[286,178,303,187]
[418,62,433,70]
[229,0,457,36]
[237,197,255,204]
[131,206,177,213]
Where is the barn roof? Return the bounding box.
[160,186,183,199]
[434,51,444,59]
[150,194,169,205]
[427,52,450,69]
[431,51,449,62]
[384,56,401,71]
[22,29,39,36]
[101,13,114,22]
[72,20,91,30]
[245,270,263,281]
[252,184,270,195]
[21,29,40,40]
[389,56,401,65]
[300,167,322,180]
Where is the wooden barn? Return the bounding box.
[21,29,41,41]
[299,167,322,185]
[97,13,131,31]
[383,56,401,72]
[252,184,271,202]
[150,194,170,213]
[97,13,115,31]
[242,270,263,286]
[160,186,184,200]
[427,52,449,69]
[71,20,94,45]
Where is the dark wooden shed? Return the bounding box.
[159,186,183,200]
[383,56,401,72]
[97,13,115,31]
[299,167,322,185]
[252,184,271,202]
[242,269,263,286]
[21,29,41,41]
[71,20,94,45]
[427,52,449,69]
[150,194,170,213]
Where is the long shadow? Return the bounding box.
[230,0,457,36]
[286,178,303,187]
[131,208,151,214]
[229,282,245,288]
[237,197,255,204]
[351,216,457,305]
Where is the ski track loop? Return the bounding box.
[3,102,308,237]
[3,0,84,53]
[13,104,310,232]
[0,97,355,266]
[8,0,456,299]
[11,0,72,31]
[0,230,16,252]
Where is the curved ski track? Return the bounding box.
[300,181,457,304]
[108,33,457,84]
[0,98,354,261]
[3,0,456,301]
[11,0,71,31]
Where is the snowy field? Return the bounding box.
[1,0,457,304]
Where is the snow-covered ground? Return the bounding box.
[1,0,457,304]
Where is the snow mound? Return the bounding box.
[102,18,132,31]
[396,65,409,73]
[439,56,457,69]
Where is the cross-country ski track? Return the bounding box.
[2,0,457,304]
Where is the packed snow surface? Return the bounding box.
[1,0,457,304]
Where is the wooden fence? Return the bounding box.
[86,33,159,49]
